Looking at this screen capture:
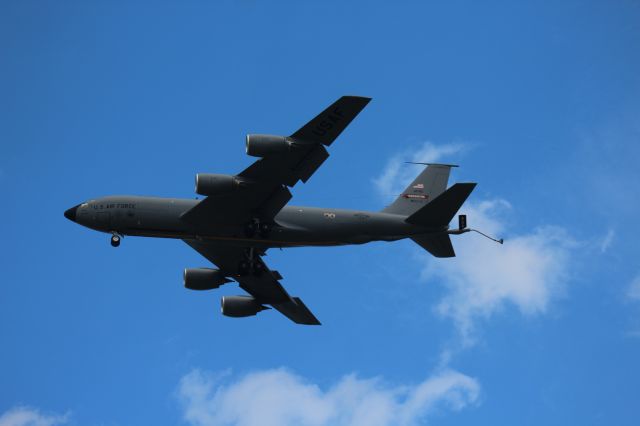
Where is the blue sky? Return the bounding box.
[2,1,640,425]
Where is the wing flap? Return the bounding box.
[237,142,329,188]
[294,144,330,183]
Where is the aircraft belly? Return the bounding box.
[97,199,412,248]
[82,196,195,237]
[273,211,408,246]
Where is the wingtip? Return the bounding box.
[342,95,372,102]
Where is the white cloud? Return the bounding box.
[176,368,479,426]
[599,229,615,253]
[0,407,68,426]
[373,141,467,201]
[627,274,640,301]
[421,200,574,344]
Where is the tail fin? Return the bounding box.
[382,164,456,215]
[405,183,476,226]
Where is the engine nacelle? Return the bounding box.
[195,173,243,196]
[183,268,231,291]
[221,295,269,317]
[245,134,293,157]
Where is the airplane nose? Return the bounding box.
[64,205,79,222]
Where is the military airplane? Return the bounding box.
[64,96,497,325]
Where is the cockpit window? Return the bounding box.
[80,203,88,208]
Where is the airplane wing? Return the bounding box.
[181,96,371,227]
[183,239,321,325]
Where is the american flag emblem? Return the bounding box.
[412,183,424,189]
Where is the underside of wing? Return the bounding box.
[183,239,321,325]
[272,297,321,325]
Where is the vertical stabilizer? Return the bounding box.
[382,164,456,216]
[405,183,476,226]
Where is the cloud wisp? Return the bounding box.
[599,229,615,253]
[0,407,68,426]
[627,274,640,302]
[373,141,467,202]
[176,368,480,426]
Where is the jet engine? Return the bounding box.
[221,295,269,317]
[245,134,294,157]
[183,268,231,290]
[195,174,246,196]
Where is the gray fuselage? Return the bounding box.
[68,195,443,248]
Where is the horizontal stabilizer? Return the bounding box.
[411,234,455,258]
[405,183,476,227]
[290,96,371,146]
